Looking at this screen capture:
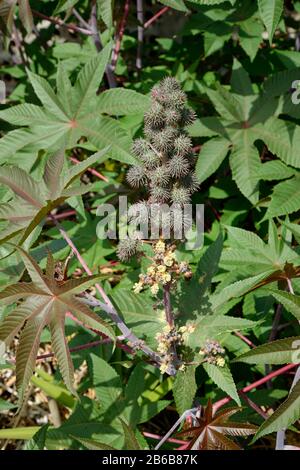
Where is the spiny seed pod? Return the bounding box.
[167,90,187,109]
[126,165,147,188]
[151,165,171,186]
[168,155,190,178]
[165,108,181,126]
[180,107,196,126]
[144,102,165,129]
[117,238,141,261]
[152,126,178,152]
[150,186,170,203]
[128,201,149,224]
[131,138,149,157]
[171,186,191,205]
[140,150,161,169]
[173,135,192,157]
[161,77,181,92]
[170,206,192,231]
[181,173,200,192]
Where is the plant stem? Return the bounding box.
[136,0,144,70]
[49,216,175,373]
[144,6,170,29]
[239,392,269,420]
[69,155,108,182]
[213,363,298,412]
[111,0,130,70]
[31,9,93,35]
[90,0,117,88]
[82,293,168,371]
[234,331,256,348]
[163,283,180,369]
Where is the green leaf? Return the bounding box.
[253,380,300,441]
[173,366,197,416]
[0,103,50,126]
[265,177,300,219]
[195,137,230,184]
[90,354,122,412]
[258,0,284,43]
[97,0,113,28]
[120,419,141,450]
[230,59,253,96]
[0,397,17,411]
[23,425,49,450]
[229,138,260,204]
[258,160,295,181]
[233,337,300,365]
[74,42,112,119]
[267,289,300,321]
[97,89,151,115]
[158,0,189,12]
[71,435,116,450]
[203,363,241,405]
[27,70,68,121]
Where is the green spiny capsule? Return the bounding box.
[168,155,190,178]
[126,165,148,188]
[181,172,200,192]
[144,102,165,129]
[151,126,178,152]
[171,186,191,205]
[140,150,161,169]
[150,185,170,203]
[173,135,192,156]
[131,138,149,157]
[165,108,181,126]
[151,165,171,186]
[128,201,149,224]
[180,107,196,126]
[117,238,141,261]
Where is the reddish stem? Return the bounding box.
[111,0,130,70]
[31,9,92,35]
[142,432,186,445]
[213,363,298,412]
[69,156,108,182]
[192,145,202,153]
[234,331,256,348]
[144,6,170,29]
[239,391,269,420]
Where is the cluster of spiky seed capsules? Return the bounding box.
[127,77,198,206]
[132,240,192,296]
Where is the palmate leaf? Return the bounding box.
[233,336,300,365]
[0,147,109,244]
[176,400,257,450]
[0,247,115,406]
[0,43,138,166]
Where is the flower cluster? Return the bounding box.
[199,339,226,367]
[133,240,192,296]
[155,324,194,374]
